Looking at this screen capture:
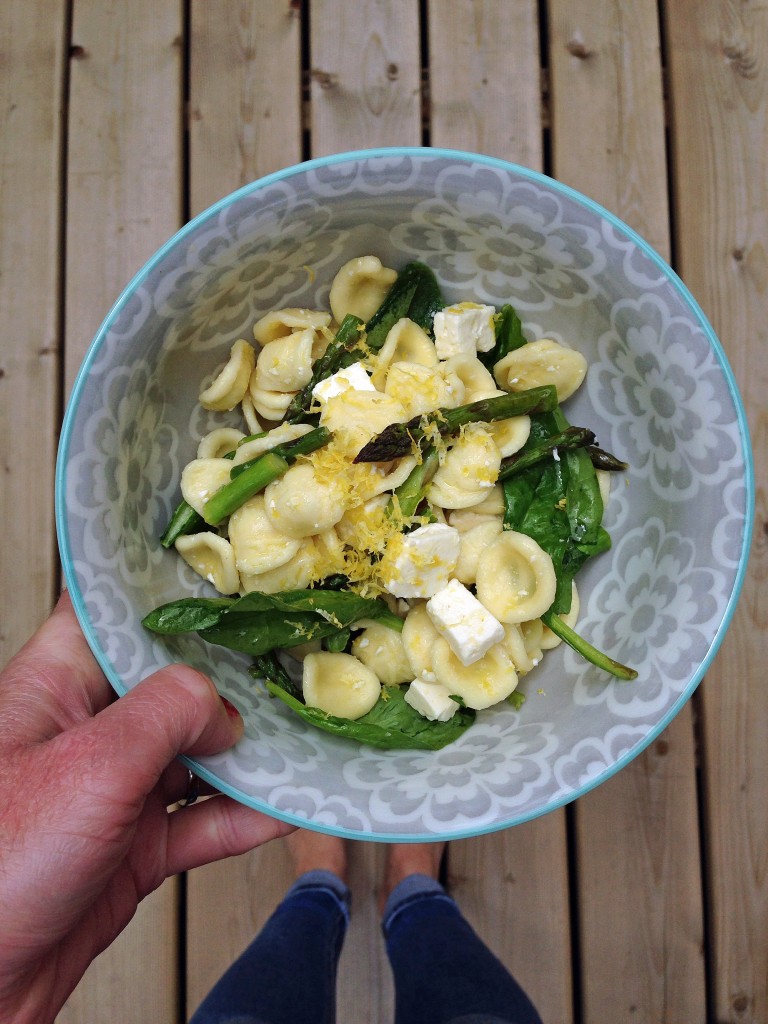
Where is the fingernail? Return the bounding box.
[220,695,241,720]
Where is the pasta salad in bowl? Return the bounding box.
[56,148,752,840]
[143,256,636,753]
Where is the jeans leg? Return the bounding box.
[382,875,542,1024]
[188,869,350,1024]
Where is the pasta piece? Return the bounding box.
[252,307,331,345]
[239,539,317,594]
[494,338,588,403]
[475,531,557,624]
[447,508,502,533]
[427,425,501,510]
[199,339,256,412]
[248,374,296,422]
[596,469,612,509]
[180,458,233,516]
[227,495,302,574]
[540,582,580,650]
[431,637,518,710]
[440,356,498,403]
[319,390,407,453]
[329,255,397,323]
[197,427,245,460]
[502,623,539,675]
[263,463,347,539]
[355,456,419,502]
[351,622,414,685]
[520,617,545,655]
[401,603,443,682]
[469,484,505,516]
[302,652,381,720]
[488,414,531,458]
[175,533,240,595]
[241,392,263,435]
[454,519,503,585]
[371,317,438,388]
[230,423,312,469]
[384,361,464,418]
[254,328,315,393]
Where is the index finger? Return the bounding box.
[0,591,115,745]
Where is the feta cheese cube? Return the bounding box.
[404,677,460,722]
[426,578,505,666]
[312,361,375,403]
[380,523,461,599]
[433,302,497,359]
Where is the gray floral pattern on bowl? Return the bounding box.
[56,148,753,841]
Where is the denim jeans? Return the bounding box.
[188,870,542,1024]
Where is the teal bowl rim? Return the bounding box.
[56,146,755,842]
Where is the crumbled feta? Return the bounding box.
[433,302,496,359]
[380,523,461,599]
[404,677,460,722]
[312,361,375,403]
[426,578,505,666]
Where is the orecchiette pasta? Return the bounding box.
[227,495,302,574]
[351,622,414,685]
[329,255,397,323]
[426,424,501,510]
[180,458,234,517]
[494,338,588,403]
[199,339,256,412]
[475,531,557,624]
[156,254,625,740]
[302,651,381,720]
[254,328,316,393]
[371,317,439,388]
[263,463,347,539]
[431,638,518,710]
[197,427,246,460]
[252,307,331,345]
[175,533,240,595]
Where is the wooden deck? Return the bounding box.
[1,2,765,1021]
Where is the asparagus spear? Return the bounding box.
[389,448,441,517]
[498,427,596,481]
[541,610,637,681]
[203,426,332,525]
[353,385,559,463]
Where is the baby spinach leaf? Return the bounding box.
[264,682,476,750]
[479,303,527,369]
[143,589,402,657]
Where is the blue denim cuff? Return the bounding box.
[286,869,352,924]
[381,873,455,935]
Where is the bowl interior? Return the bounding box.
[57,149,752,840]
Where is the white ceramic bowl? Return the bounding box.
[56,148,753,841]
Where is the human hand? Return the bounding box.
[0,592,294,1024]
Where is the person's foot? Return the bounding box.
[379,842,446,914]
[285,829,348,883]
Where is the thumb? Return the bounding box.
[73,664,243,799]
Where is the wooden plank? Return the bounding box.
[309,0,422,155]
[57,2,185,1021]
[428,0,543,168]
[184,2,307,1016]
[428,5,572,1023]
[0,0,66,665]
[665,1,768,1020]
[188,0,303,214]
[547,2,707,1020]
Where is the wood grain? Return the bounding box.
[428,5,572,1022]
[548,2,706,1020]
[665,2,768,1021]
[428,0,543,168]
[0,0,66,665]
[57,2,184,1021]
[188,1,303,214]
[310,0,422,154]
